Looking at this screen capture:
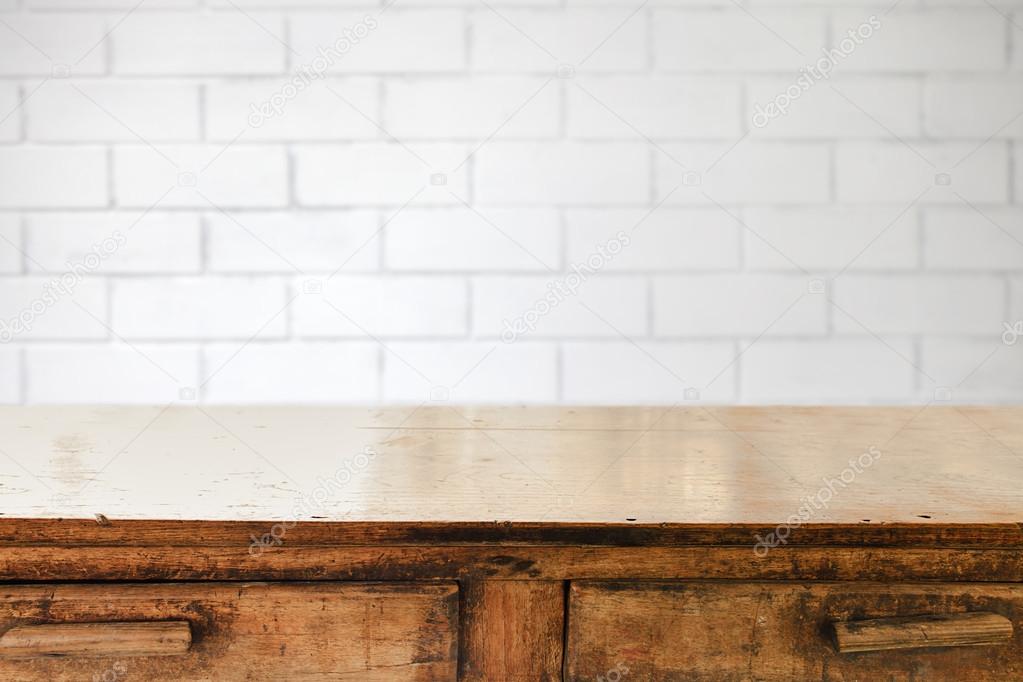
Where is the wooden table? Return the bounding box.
[0,406,1021,680]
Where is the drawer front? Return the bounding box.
[0,582,457,681]
[567,582,1023,681]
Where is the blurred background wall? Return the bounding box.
[0,0,1020,405]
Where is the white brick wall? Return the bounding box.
[0,215,21,273]
[0,148,107,207]
[25,345,198,404]
[27,81,200,142]
[0,2,1019,405]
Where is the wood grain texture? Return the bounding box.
[566,582,1023,681]
[832,612,1013,653]
[2,405,1021,529]
[0,621,191,658]
[2,519,1020,548]
[0,583,458,681]
[459,581,564,681]
[2,546,1022,583]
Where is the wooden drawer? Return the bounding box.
[567,582,1023,681]
[0,582,458,681]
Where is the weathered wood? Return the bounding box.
[1,546,1021,582]
[0,583,458,681]
[1,519,1020,548]
[566,582,1023,681]
[2,405,1022,527]
[459,581,564,681]
[2,406,1022,680]
[832,612,1013,653]
[0,621,192,659]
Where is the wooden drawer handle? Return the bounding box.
[0,622,191,659]
[832,612,1013,653]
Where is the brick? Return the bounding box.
[114,13,286,75]
[28,0,194,6]
[474,142,648,205]
[743,207,918,271]
[384,76,559,139]
[0,83,19,141]
[835,142,1008,204]
[0,14,107,75]
[206,78,379,141]
[202,342,378,403]
[207,210,379,273]
[293,276,467,337]
[111,276,289,339]
[114,145,288,208]
[573,0,729,4]
[654,275,828,336]
[382,341,557,402]
[0,348,17,403]
[562,341,736,403]
[741,340,916,404]
[1013,276,1023,322]
[924,208,1023,270]
[568,76,742,139]
[25,212,201,274]
[654,142,830,205]
[209,0,351,6]
[653,9,826,72]
[385,208,559,271]
[920,339,1023,403]
[565,208,739,271]
[471,8,647,72]
[26,345,198,404]
[0,148,107,208]
[27,81,200,142]
[0,276,107,341]
[294,143,469,206]
[1017,145,1023,200]
[834,10,1005,72]
[831,275,1004,335]
[0,214,21,273]
[472,275,647,338]
[925,77,1023,138]
[1016,13,1023,70]
[748,77,921,139]
[290,10,464,73]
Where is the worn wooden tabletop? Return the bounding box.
[0,405,1020,529]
